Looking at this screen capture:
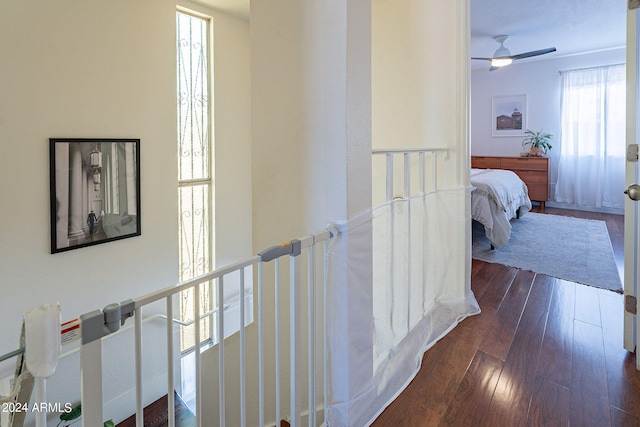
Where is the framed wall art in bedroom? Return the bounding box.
[492,94,527,137]
[49,138,141,253]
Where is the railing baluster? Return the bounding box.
[290,247,302,426]
[194,285,202,427]
[167,296,175,427]
[218,276,226,426]
[80,339,104,427]
[322,239,329,426]
[404,152,411,197]
[258,262,265,427]
[135,307,143,427]
[386,153,394,202]
[275,258,281,425]
[419,151,426,194]
[239,268,247,427]
[308,244,316,427]
[432,151,438,192]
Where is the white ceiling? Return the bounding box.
[471,0,627,69]
[193,0,627,70]
[193,0,249,20]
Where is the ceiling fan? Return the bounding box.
[472,35,556,70]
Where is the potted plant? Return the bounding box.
[522,129,553,156]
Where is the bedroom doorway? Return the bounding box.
[623,7,640,365]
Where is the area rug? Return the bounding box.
[472,213,623,292]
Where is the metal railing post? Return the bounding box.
[166,297,175,427]
[290,241,302,427]
[135,308,143,427]
[404,152,411,197]
[217,276,226,426]
[386,153,394,202]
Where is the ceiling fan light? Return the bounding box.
[491,57,513,67]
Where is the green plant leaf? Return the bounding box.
[60,404,82,421]
[104,420,115,427]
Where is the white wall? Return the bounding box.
[206,2,253,269]
[0,1,251,424]
[250,2,372,248]
[471,48,626,200]
[372,0,471,285]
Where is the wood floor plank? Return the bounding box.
[481,274,555,426]
[470,261,512,302]
[372,323,481,426]
[610,406,640,427]
[574,284,602,327]
[471,259,489,280]
[599,290,640,418]
[536,279,575,388]
[458,264,518,355]
[479,269,535,361]
[527,376,570,427]
[475,264,518,315]
[438,351,503,427]
[570,320,610,427]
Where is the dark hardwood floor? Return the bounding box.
[372,207,640,427]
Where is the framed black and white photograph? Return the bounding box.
[492,94,527,137]
[49,138,141,253]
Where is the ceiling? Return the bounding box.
[471,0,627,70]
[194,0,628,70]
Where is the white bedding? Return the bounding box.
[471,168,532,248]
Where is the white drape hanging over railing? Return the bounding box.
[326,190,480,426]
[325,150,480,426]
[555,63,626,211]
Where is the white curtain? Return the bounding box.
[555,64,626,210]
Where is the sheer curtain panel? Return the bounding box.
[555,64,626,211]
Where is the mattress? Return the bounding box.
[471,168,532,248]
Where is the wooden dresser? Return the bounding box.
[471,156,549,210]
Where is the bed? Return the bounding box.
[471,168,532,248]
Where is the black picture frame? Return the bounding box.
[49,138,141,253]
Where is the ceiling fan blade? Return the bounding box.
[511,47,556,61]
[471,57,493,61]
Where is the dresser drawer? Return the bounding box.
[500,157,548,171]
[526,184,549,202]
[471,157,501,169]
[512,170,547,186]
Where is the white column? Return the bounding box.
[82,160,88,233]
[55,143,70,249]
[251,1,372,425]
[125,142,137,215]
[68,143,84,239]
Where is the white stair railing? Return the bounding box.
[78,229,331,427]
[0,148,459,427]
[372,148,449,201]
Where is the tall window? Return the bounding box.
[555,64,626,210]
[177,10,213,351]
